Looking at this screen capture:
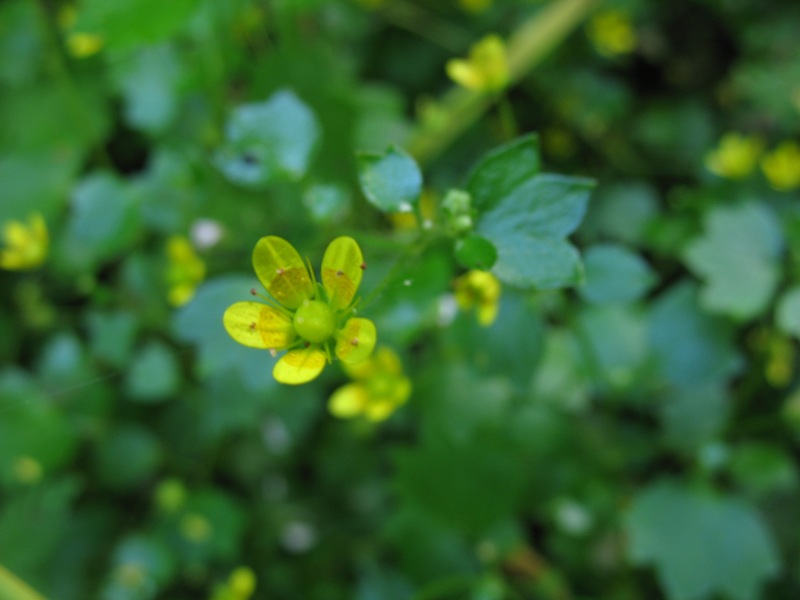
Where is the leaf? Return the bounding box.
[776,286,800,339]
[357,146,422,212]
[466,134,540,212]
[683,202,783,320]
[215,90,320,187]
[579,244,656,304]
[125,340,181,402]
[659,383,730,451]
[626,480,780,600]
[648,281,741,389]
[476,173,594,289]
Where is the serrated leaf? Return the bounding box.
[215,90,320,187]
[476,173,593,289]
[684,202,782,320]
[579,244,656,304]
[466,134,540,212]
[626,480,780,600]
[357,146,422,212]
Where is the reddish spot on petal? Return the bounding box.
[249,322,257,330]
[336,270,344,277]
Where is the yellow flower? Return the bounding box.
[459,0,493,13]
[704,132,763,180]
[166,235,206,307]
[454,270,501,326]
[587,10,637,57]
[223,236,376,385]
[211,567,257,600]
[446,35,509,93]
[59,5,104,58]
[329,347,411,422]
[13,456,43,484]
[0,213,48,271]
[761,140,800,191]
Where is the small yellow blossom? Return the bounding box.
[459,0,493,13]
[211,567,257,600]
[587,10,637,57]
[180,513,212,543]
[704,132,763,180]
[454,270,501,326]
[0,213,48,271]
[761,140,800,191]
[223,236,376,385]
[13,456,43,484]
[446,35,509,93]
[59,5,104,58]
[765,335,794,388]
[166,235,206,307]
[329,347,411,422]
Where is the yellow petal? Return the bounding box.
[273,347,327,385]
[336,318,377,365]
[252,236,313,309]
[446,59,481,90]
[328,383,369,418]
[364,399,399,422]
[223,301,295,349]
[321,236,364,310]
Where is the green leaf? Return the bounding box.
[648,282,741,389]
[357,146,422,212]
[303,183,351,224]
[626,480,780,600]
[476,174,594,289]
[466,134,541,212]
[215,90,320,187]
[729,442,798,498]
[125,340,180,402]
[93,424,162,490]
[659,383,730,451]
[61,172,141,269]
[684,202,782,320]
[454,234,497,270]
[776,286,800,339]
[579,244,656,304]
[77,0,201,50]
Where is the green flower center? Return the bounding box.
[294,300,335,343]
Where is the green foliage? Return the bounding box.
[2,0,800,599]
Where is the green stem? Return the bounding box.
[0,565,46,600]
[406,0,600,165]
[497,93,519,140]
[379,0,471,53]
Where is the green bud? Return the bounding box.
[294,300,335,343]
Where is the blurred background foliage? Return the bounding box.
[1,0,800,599]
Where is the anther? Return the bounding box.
[249,322,256,330]
[276,268,285,275]
[350,337,359,346]
[360,262,367,270]
[250,288,257,295]
[336,270,344,277]
[269,348,277,357]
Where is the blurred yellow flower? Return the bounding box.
[704,132,763,180]
[223,236,376,385]
[329,346,411,422]
[459,0,493,13]
[587,10,637,57]
[13,455,43,484]
[765,335,794,388]
[211,567,257,600]
[166,235,206,307]
[180,513,212,542]
[454,269,501,326]
[0,213,48,271]
[59,5,104,58]
[446,35,509,93]
[761,140,800,191]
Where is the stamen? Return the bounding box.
[250,288,257,296]
[276,268,285,275]
[269,348,277,357]
[350,337,359,346]
[360,262,367,270]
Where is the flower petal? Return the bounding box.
[336,318,377,365]
[321,236,364,310]
[252,236,313,309]
[223,301,295,349]
[328,383,368,418]
[273,347,327,384]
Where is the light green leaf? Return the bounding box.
[476,174,594,289]
[648,282,741,389]
[466,134,540,212]
[357,146,422,212]
[776,286,800,339]
[627,480,780,600]
[659,383,729,451]
[126,340,180,402]
[580,244,656,304]
[215,90,320,187]
[684,202,782,320]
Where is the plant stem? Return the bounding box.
[0,565,46,600]
[406,0,599,165]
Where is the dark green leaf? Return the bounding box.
[466,134,541,212]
